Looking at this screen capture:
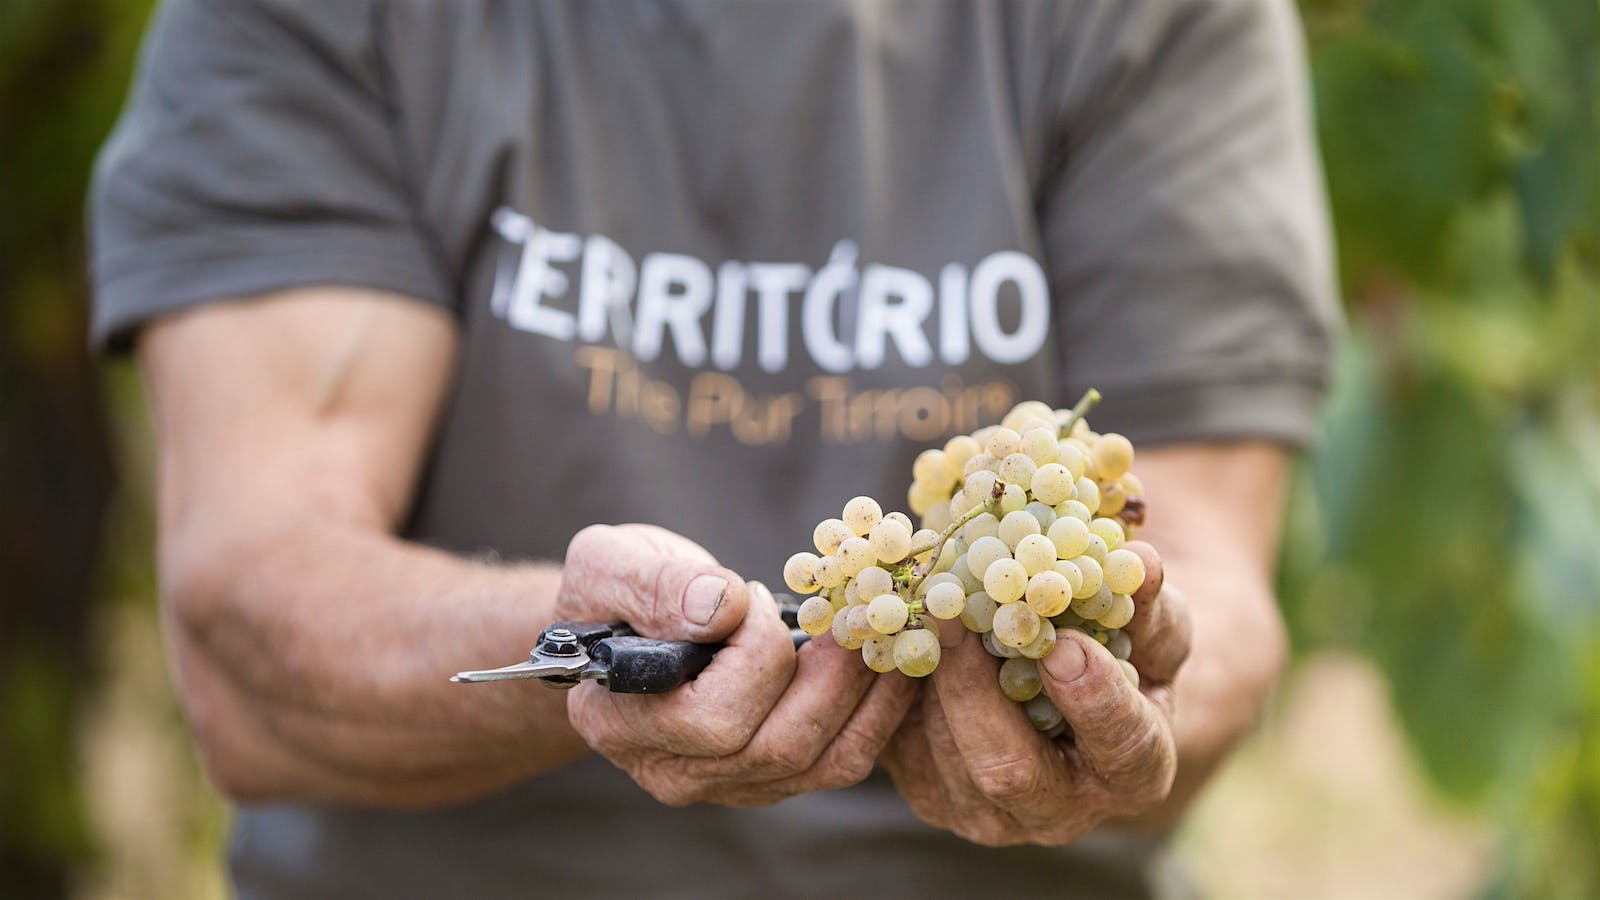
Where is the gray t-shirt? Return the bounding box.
[92,1,1338,897]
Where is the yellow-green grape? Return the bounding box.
[843,496,883,536]
[1020,427,1060,465]
[921,500,953,533]
[998,510,1042,550]
[855,565,893,598]
[1003,400,1055,432]
[1024,501,1057,530]
[998,657,1043,702]
[1056,442,1088,480]
[846,604,877,642]
[998,452,1039,489]
[1051,608,1086,630]
[1089,517,1125,551]
[831,606,865,649]
[1053,558,1084,596]
[1082,534,1110,567]
[884,511,914,532]
[796,595,835,635]
[1118,658,1140,688]
[963,512,1000,543]
[910,529,939,563]
[843,577,862,606]
[1099,592,1135,629]
[993,602,1041,648]
[963,470,999,508]
[1098,482,1128,517]
[1118,471,1145,499]
[916,571,962,598]
[1072,555,1104,598]
[1031,463,1075,505]
[1074,477,1101,515]
[867,593,910,634]
[893,628,941,677]
[984,558,1029,604]
[1018,617,1057,659]
[913,449,957,492]
[924,581,966,619]
[1105,629,1132,661]
[1000,483,1028,514]
[1025,570,1072,617]
[783,552,820,594]
[931,540,959,574]
[1103,548,1146,595]
[907,480,944,517]
[861,634,898,673]
[869,518,913,563]
[815,555,846,589]
[960,591,999,632]
[837,537,874,576]
[814,518,853,555]
[1014,533,1058,576]
[944,434,981,473]
[963,452,998,478]
[1092,433,1134,481]
[951,554,983,593]
[1024,694,1065,733]
[1072,582,1114,620]
[982,629,1022,659]
[966,536,1011,582]
[1055,499,1093,523]
[1093,628,1110,644]
[1047,515,1091,559]
[985,427,1022,459]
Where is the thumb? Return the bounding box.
[1039,629,1175,798]
[559,525,750,643]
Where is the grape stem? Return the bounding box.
[1059,388,1102,439]
[906,482,1004,596]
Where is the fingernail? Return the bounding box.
[1042,636,1089,683]
[683,574,727,625]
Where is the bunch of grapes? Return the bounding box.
[782,390,1153,735]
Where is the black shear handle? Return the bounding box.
[591,636,719,694]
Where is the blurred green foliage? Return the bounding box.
[1,0,1596,896]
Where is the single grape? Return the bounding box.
[783,552,820,594]
[984,558,1029,604]
[1025,570,1072,617]
[1071,582,1114,620]
[993,602,1041,648]
[831,606,865,649]
[883,510,913,532]
[1056,442,1087,481]
[1013,533,1058,576]
[1023,693,1065,733]
[1103,548,1146,595]
[1023,501,1057,531]
[893,628,942,677]
[1020,427,1060,465]
[917,571,961,596]
[982,629,1022,659]
[913,449,957,492]
[854,565,893,598]
[1052,558,1084,596]
[963,452,998,478]
[997,510,1041,550]
[867,593,910,634]
[966,536,1011,582]
[924,581,966,619]
[796,595,835,635]
[998,453,1038,490]
[843,496,883,536]
[1118,658,1140,688]
[1098,483,1127,517]
[1105,629,1132,661]
[861,634,898,673]
[998,657,1043,702]
[951,554,983,593]
[959,591,999,633]
[963,470,999,509]
[931,539,959,574]
[846,604,876,642]
[1071,554,1103,598]
[1092,433,1134,480]
[1051,608,1086,629]
[869,518,913,563]
[1099,592,1135,629]
[910,528,940,563]
[1074,477,1101,515]
[1047,516,1091,559]
[1055,499,1092,523]
[907,480,944,517]
[1029,463,1073,505]
[944,434,982,472]
[962,512,1000,543]
[921,501,952,534]
[843,577,863,606]
[814,518,853,556]
[985,427,1022,459]
[837,537,874,576]
[1118,471,1145,499]
[1089,517,1125,551]
[1000,483,1028,514]
[1003,400,1055,432]
[814,555,845,588]
[1082,534,1110,567]
[1018,617,1057,659]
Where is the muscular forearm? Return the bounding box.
[167,520,585,809]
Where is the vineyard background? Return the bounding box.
[2,1,1596,897]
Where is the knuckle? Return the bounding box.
[953,814,1021,848]
[689,710,755,758]
[966,752,1045,805]
[567,524,614,560]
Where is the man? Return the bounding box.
[91,0,1337,896]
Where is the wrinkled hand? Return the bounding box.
[881,541,1191,845]
[561,524,917,807]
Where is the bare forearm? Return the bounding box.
[168,522,585,808]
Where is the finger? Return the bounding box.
[1039,629,1176,803]
[930,630,1071,818]
[560,524,749,643]
[771,665,919,792]
[1122,540,1164,607]
[1122,583,1191,685]
[880,697,955,827]
[597,581,797,757]
[921,691,1027,845]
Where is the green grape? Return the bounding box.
[962,452,998,478]
[1018,617,1057,659]
[853,565,891,599]
[932,539,959,574]
[951,554,983,593]
[1023,693,1065,733]
[966,536,1011,582]
[843,496,884,536]
[984,427,1021,459]
[910,528,939,563]
[783,552,820,594]
[1025,570,1072,617]
[1103,548,1146,595]
[1105,628,1132,661]
[861,634,898,673]
[1023,501,1057,531]
[913,449,957,492]
[943,434,981,473]
[814,555,846,589]
[831,607,865,650]
[1052,558,1084,596]
[1082,534,1109,567]
[924,581,966,619]
[867,593,910,634]
[893,628,941,677]
[837,537,875,577]
[1030,463,1075,505]
[869,518,913,563]
[962,512,1000,543]
[797,596,835,635]
[1119,471,1145,499]
[999,482,1029,514]
[846,604,876,642]
[1054,499,1092,523]
[921,499,952,533]
[1056,442,1087,481]
[1098,592,1135,629]
[1074,477,1101,515]
[1071,582,1114,620]
[1098,482,1128,517]
[959,591,999,633]
[1051,608,1086,629]
[1118,658,1140,688]
[998,510,1042,550]
[999,452,1039,488]
[982,629,1022,659]
[963,470,999,509]
[984,558,1029,604]
[998,657,1043,702]
[1002,400,1055,432]
[1089,517,1125,551]
[907,479,944,517]
[1020,426,1060,465]
[1014,534,1058,576]
[885,510,914,532]
[1091,433,1134,480]
[1047,516,1090,559]
[1071,554,1103,598]
[813,518,854,556]
[993,602,1041,648]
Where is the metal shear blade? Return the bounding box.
[450,653,588,683]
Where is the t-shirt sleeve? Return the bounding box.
[89,0,452,352]
[1041,0,1341,447]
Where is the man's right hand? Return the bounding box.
[562,523,918,807]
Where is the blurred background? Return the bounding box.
[2,1,1596,897]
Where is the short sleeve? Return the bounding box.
[89,0,451,352]
[1041,0,1341,447]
